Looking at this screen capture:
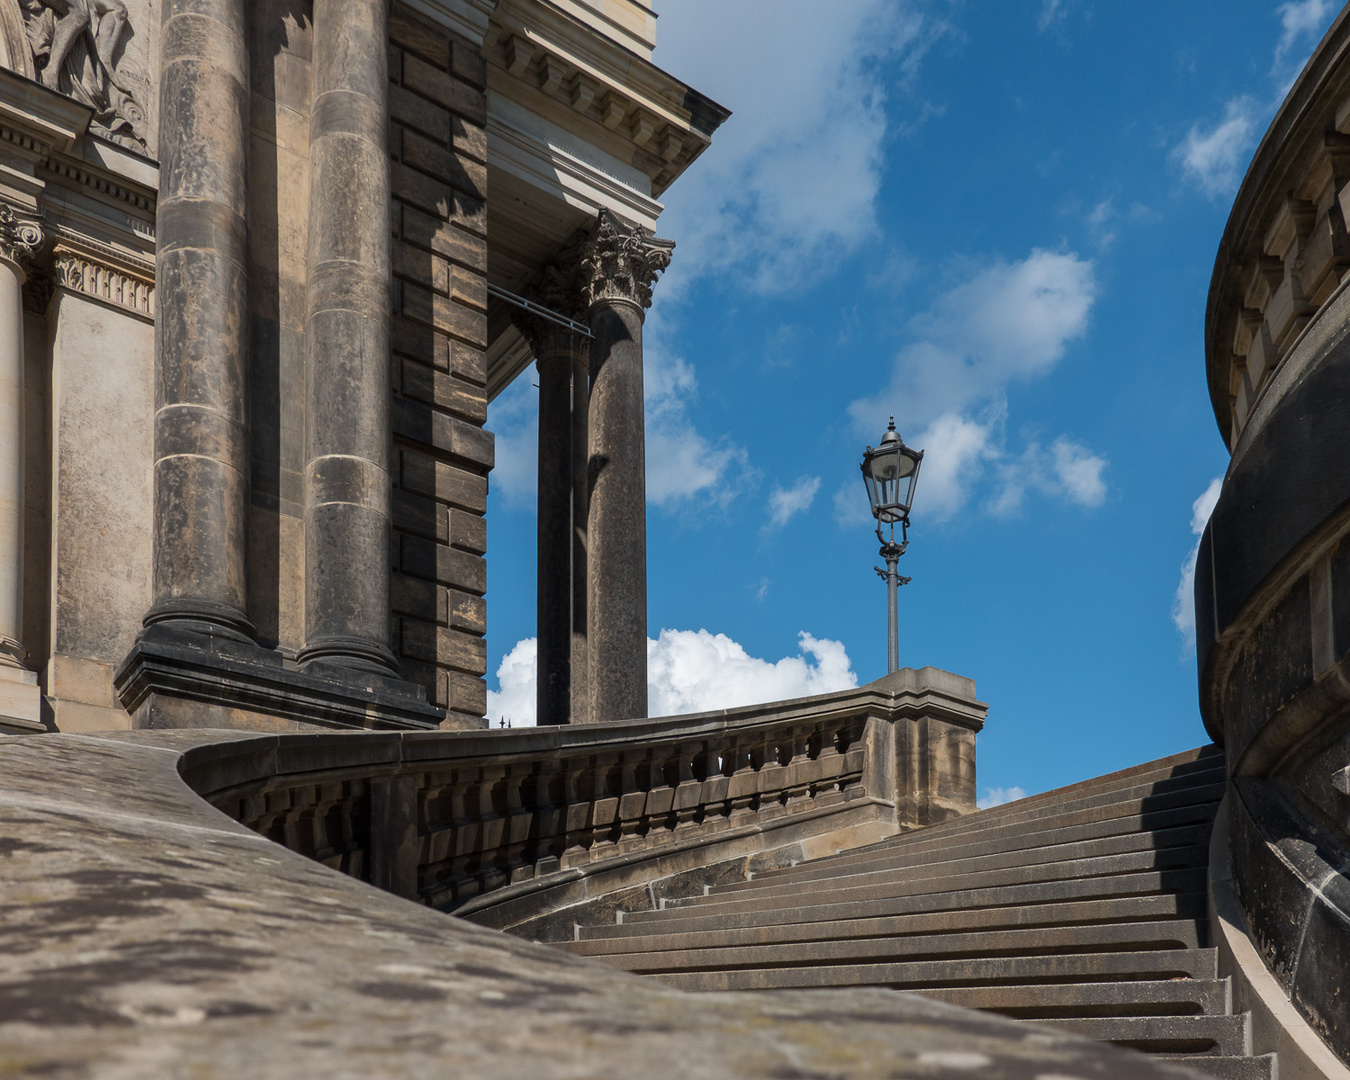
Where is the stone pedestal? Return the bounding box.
[576,211,672,723]
[0,207,44,733]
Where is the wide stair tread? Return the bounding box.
[550,746,1275,1076]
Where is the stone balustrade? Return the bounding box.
[1207,9,1350,448]
[182,667,985,938]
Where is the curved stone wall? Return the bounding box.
[1196,9,1350,1063]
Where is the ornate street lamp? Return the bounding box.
[861,416,924,674]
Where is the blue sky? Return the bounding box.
[484,0,1338,805]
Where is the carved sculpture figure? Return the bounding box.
[0,0,145,151]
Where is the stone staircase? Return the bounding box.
[555,745,1277,1079]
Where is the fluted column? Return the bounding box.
[148,0,253,641]
[578,211,672,723]
[0,207,39,674]
[299,0,395,674]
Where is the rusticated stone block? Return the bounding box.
[400,533,486,595]
[448,508,486,554]
[389,7,450,68]
[450,38,487,89]
[400,359,488,424]
[399,204,487,273]
[399,279,488,346]
[401,52,487,125]
[391,395,494,468]
[400,128,487,201]
[392,488,447,543]
[392,161,486,237]
[398,451,488,513]
[400,617,486,674]
[392,316,450,370]
[452,115,487,164]
[390,85,450,142]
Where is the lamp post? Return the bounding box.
[861,416,923,674]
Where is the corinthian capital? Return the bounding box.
[577,209,674,313]
[0,205,43,274]
[514,254,591,365]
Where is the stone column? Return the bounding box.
[570,347,590,725]
[577,211,672,723]
[148,0,253,642]
[517,272,589,727]
[0,207,42,732]
[298,0,396,674]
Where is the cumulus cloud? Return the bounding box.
[849,249,1106,521]
[485,637,537,728]
[979,786,1028,809]
[653,0,949,294]
[1176,0,1337,199]
[1173,477,1224,651]
[1173,97,1261,200]
[487,630,858,726]
[766,476,822,530]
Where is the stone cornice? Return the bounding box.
[576,208,672,312]
[488,0,729,197]
[49,232,155,320]
[399,0,498,46]
[0,204,43,275]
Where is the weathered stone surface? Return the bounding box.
[0,731,1208,1079]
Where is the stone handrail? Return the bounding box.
[182,667,985,937]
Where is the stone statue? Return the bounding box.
[0,0,146,152]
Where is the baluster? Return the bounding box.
[616,750,646,853]
[672,743,702,831]
[590,753,622,858]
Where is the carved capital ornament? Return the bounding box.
[0,205,43,275]
[577,209,674,313]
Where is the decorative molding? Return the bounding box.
[50,235,154,319]
[513,232,591,361]
[23,268,52,314]
[400,0,498,47]
[576,209,672,312]
[43,154,155,216]
[0,203,43,272]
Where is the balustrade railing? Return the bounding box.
[185,667,986,936]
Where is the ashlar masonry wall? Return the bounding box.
[386,5,493,728]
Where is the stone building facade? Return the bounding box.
[1194,5,1350,1063]
[0,0,725,735]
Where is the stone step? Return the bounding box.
[916,978,1230,1020]
[749,778,1225,887]
[652,947,1220,992]
[602,867,1209,936]
[652,845,1211,918]
[577,919,1203,975]
[703,821,1216,901]
[1155,1054,1275,1080]
[1027,1014,1249,1055]
[572,891,1208,947]
[721,801,1220,893]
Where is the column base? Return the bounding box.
[0,664,44,734]
[114,624,449,732]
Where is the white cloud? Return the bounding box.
[1275,0,1334,75]
[978,786,1028,809]
[1173,477,1224,650]
[833,480,876,528]
[486,636,537,728]
[644,334,754,510]
[649,630,858,717]
[1037,0,1071,34]
[484,376,539,508]
[488,332,752,512]
[848,249,1105,521]
[1087,198,1116,249]
[1174,97,1260,200]
[653,0,949,294]
[487,630,858,726]
[1176,0,1337,199]
[766,476,822,529]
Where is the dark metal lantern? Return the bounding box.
[861,416,923,526]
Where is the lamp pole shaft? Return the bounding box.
[886,550,899,674]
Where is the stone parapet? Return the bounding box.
[180,668,986,939]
